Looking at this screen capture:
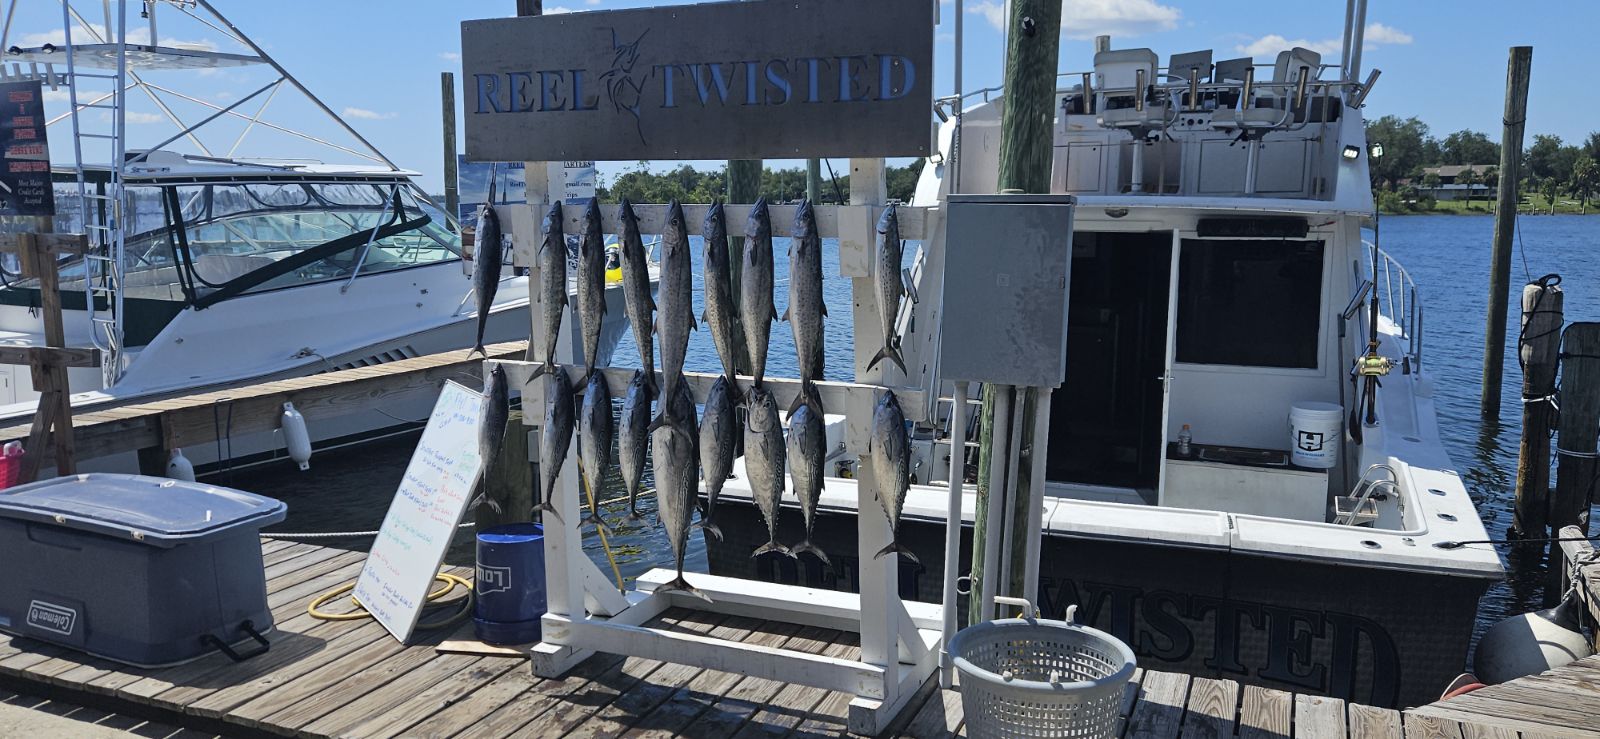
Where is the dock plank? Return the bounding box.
[561,610,729,739]
[1458,723,1519,739]
[227,629,415,728]
[1404,713,1465,739]
[1180,676,1239,739]
[728,628,851,738]
[1124,669,1191,738]
[299,652,495,737]
[1428,690,1600,732]
[180,619,391,718]
[1348,702,1403,739]
[401,659,544,738]
[1294,694,1348,739]
[893,685,963,739]
[667,620,811,739]
[456,651,628,737]
[1237,684,1293,739]
[621,616,794,739]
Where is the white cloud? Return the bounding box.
[342,107,395,120]
[545,6,576,13]
[969,0,1180,39]
[585,0,601,5]
[1235,22,1413,59]
[439,52,461,61]
[936,31,956,43]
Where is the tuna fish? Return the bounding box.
[740,197,778,390]
[786,400,830,565]
[533,365,576,524]
[470,203,503,357]
[744,386,792,559]
[702,201,740,385]
[697,376,736,542]
[650,201,695,440]
[618,200,656,390]
[866,204,908,376]
[576,199,608,380]
[785,200,827,418]
[652,381,710,601]
[527,202,566,383]
[468,363,509,514]
[578,369,615,533]
[619,368,653,523]
[868,391,917,563]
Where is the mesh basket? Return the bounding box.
[949,614,1136,739]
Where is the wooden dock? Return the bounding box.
[0,539,1594,738]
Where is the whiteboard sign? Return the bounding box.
[354,380,485,643]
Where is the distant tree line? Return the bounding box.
[597,159,925,205]
[1366,115,1600,213]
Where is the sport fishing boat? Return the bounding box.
[705,5,1502,709]
[0,1,635,471]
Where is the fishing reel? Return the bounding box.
[1356,354,1394,378]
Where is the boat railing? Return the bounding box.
[1363,240,1422,368]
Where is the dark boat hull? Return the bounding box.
[705,499,1491,709]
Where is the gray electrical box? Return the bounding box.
[937,194,1075,387]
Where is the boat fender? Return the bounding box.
[166,448,196,482]
[1473,589,1594,684]
[281,402,312,471]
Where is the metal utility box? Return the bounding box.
[0,474,287,667]
[937,194,1076,387]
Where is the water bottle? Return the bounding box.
[1177,424,1193,457]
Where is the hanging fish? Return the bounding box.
[866,204,908,376]
[618,368,653,523]
[470,203,503,357]
[578,369,615,533]
[785,200,827,419]
[869,391,917,563]
[698,375,736,541]
[533,365,576,524]
[786,400,830,565]
[745,386,793,559]
[576,199,608,380]
[702,201,740,385]
[527,202,566,383]
[652,382,710,601]
[618,200,657,390]
[740,197,778,391]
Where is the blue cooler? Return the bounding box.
[0,474,287,667]
[474,523,545,645]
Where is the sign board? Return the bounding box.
[461,0,934,161]
[0,80,54,217]
[353,380,486,643]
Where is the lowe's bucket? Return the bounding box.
[474,523,545,645]
[1289,402,1343,469]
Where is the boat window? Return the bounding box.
[1175,239,1323,369]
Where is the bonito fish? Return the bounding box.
[468,363,509,515]
[578,369,615,533]
[470,202,503,357]
[619,368,653,523]
[785,200,827,418]
[744,386,792,559]
[652,382,709,601]
[650,201,696,439]
[576,199,608,380]
[702,201,740,385]
[869,391,917,563]
[698,375,736,541]
[740,197,778,390]
[533,365,576,523]
[618,199,656,389]
[528,202,566,383]
[786,401,830,565]
[866,204,908,376]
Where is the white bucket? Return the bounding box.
[1289,402,1343,468]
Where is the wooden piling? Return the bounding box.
[1481,46,1533,420]
[1553,323,1600,534]
[1513,278,1563,539]
[441,71,459,227]
[806,159,822,203]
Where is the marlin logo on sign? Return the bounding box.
[1297,430,1325,453]
[26,600,76,637]
[477,564,512,596]
[601,28,652,146]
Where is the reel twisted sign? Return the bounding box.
[460,0,934,162]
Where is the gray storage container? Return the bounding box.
[0,473,287,667]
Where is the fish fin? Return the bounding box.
[780,306,790,323]
[654,574,713,603]
[874,541,920,565]
[793,540,832,566]
[647,411,667,435]
[698,518,724,542]
[525,362,548,386]
[649,295,657,311]
[820,302,828,317]
[787,390,806,420]
[700,309,709,324]
[532,500,565,524]
[769,303,780,322]
[579,510,614,534]
[865,345,907,376]
[752,540,795,559]
[623,507,646,524]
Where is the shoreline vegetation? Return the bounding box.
[1368,115,1600,215]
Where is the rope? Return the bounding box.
[1436,534,1600,549]
[1556,446,1600,459]
[307,571,474,630]
[581,466,627,593]
[265,522,476,540]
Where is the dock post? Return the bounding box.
[806,159,822,203]
[727,157,761,375]
[441,71,458,227]
[1481,46,1533,420]
[1553,323,1600,535]
[1513,278,1563,540]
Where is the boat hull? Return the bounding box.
[703,498,1490,709]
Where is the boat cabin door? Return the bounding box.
[1155,230,1182,502]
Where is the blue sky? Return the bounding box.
[8,0,1596,193]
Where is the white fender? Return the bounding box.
[165,448,196,482]
[281,402,312,471]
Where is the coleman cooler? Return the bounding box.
[0,473,287,667]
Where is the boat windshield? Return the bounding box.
[4,179,460,306]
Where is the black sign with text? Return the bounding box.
[0,80,54,217]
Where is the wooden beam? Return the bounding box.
[1558,525,1600,627]
[0,233,87,256]
[0,345,101,368]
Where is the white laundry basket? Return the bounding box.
[948,597,1136,739]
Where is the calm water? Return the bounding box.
[245,215,1600,648]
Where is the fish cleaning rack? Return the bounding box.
[487,174,943,735]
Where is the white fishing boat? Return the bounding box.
[706,2,1502,709]
[0,1,635,470]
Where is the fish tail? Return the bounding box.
[697,517,724,542]
[874,540,920,565]
[526,362,548,385]
[468,344,486,358]
[752,539,795,559]
[579,509,614,534]
[793,540,832,566]
[866,344,907,375]
[533,500,565,524]
[655,574,713,603]
[623,506,646,524]
[787,381,824,420]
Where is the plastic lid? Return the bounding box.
[0,473,287,547]
[478,522,545,544]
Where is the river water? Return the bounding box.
[245,214,1600,651]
